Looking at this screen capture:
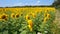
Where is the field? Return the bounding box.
[53,8,60,34]
[0,7,57,34]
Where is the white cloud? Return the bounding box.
[8,2,24,7]
[4,0,49,7]
[6,0,41,7]
[37,1,40,4]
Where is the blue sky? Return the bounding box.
[0,0,54,7]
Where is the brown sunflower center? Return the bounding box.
[16,14,19,18]
[1,15,7,19]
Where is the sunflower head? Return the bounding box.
[44,13,50,18]
[0,13,8,21]
[43,17,48,23]
[44,13,47,17]
[47,13,50,18]
[11,13,15,18]
[30,12,36,18]
[28,25,32,31]
[25,15,30,20]
[15,13,20,18]
[27,20,33,27]
[32,13,36,18]
[27,20,33,31]
[45,9,48,13]
[20,13,23,16]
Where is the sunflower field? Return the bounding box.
[0,7,56,34]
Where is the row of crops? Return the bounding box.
[0,7,55,34]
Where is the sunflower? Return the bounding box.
[20,13,23,16]
[0,13,8,21]
[44,13,47,17]
[0,15,1,19]
[25,15,30,20]
[43,17,48,23]
[44,13,50,18]
[47,13,50,19]
[15,13,20,18]
[32,13,36,18]
[45,9,48,13]
[27,20,33,26]
[28,25,32,31]
[29,12,36,18]
[29,12,32,15]
[27,20,33,31]
[11,13,15,18]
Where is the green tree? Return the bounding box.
[52,0,60,7]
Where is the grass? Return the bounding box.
[52,8,60,34]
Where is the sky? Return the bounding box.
[0,0,54,7]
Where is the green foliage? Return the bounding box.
[0,8,56,34]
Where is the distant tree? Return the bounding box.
[52,0,60,7]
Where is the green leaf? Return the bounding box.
[20,30,27,34]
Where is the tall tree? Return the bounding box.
[52,0,60,7]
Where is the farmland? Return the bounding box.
[0,7,56,34]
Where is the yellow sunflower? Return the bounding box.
[47,13,50,19]
[43,17,48,23]
[32,13,36,18]
[15,13,20,18]
[44,13,50,19]
[45,9,48,13]
[11,13,15,18]
[44,13,47,17]
[0,13,8,21]
[27,20,33,31]
[20,13,23,16]
[25,15,30,20]
[29,12,36,18]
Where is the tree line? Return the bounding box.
[52,0,60,8]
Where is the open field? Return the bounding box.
[52,9,60,34]
[0,7,59,34]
